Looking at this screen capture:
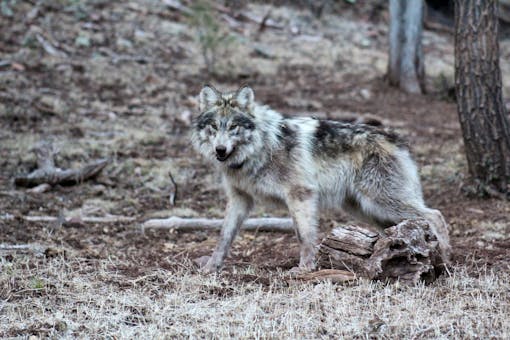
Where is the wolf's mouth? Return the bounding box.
[216,152,232,162]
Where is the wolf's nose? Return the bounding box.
[215,145,227,157]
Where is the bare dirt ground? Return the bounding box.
[1,1,509,338]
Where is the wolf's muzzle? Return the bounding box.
[215,145,232,162]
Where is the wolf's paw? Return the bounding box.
[199,264,219,274]
[194,255,211,268]
[194,256,222,274]
[438,242,452,266]
[287,265,314,277]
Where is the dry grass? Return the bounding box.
[1,254,509,339]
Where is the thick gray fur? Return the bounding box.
[192,84,451,273]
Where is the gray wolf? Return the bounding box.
[192,84,451,273]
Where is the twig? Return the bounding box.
[27,183,52,194]
[0,243,46,256]
[168,171,177,206]
[141,216,294,233]
[257,9,272,34]
[424,19,454,34]
[35,34,68,58]
[0,244,39,251]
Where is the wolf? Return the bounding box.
[192,84,451,274]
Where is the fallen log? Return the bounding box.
[141,216,294,233]
[317,220,444,284]
[14,141,108,188]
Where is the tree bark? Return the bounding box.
[388,0,425,94]
[454,0,510,197]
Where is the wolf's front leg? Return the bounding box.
[201,188,253,273]
[286,188,319,273]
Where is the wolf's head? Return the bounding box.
[192,84,262,168]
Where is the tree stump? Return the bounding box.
[317,220,444,284]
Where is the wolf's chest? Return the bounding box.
[228,171,287,203]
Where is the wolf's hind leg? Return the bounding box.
[355,195,451,263]
[201,188,253,273]
[353,152,451,263]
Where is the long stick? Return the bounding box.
[1,214,136,225]
[141,216,294,233]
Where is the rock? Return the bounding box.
[35,95,67,116]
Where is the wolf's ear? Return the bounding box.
[235,85,254,110]
[199,84,221,111]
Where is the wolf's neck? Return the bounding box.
[252,104,285,151]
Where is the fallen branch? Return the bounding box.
[14,141,109,188]
[1,214,135,227]
[294,269,356,284]
[0,243,46,256]
[0,243,65,258]
[141,216,294,233]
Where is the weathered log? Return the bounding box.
[141,216,294,233]
[317,220,444,284]
[14,141,108,188]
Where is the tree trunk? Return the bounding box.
[388,0,425,94]
[454,0,510,197]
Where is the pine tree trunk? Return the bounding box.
[388,0,425,94]
[454,0,510,197]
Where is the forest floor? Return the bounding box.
[1,1,510,338]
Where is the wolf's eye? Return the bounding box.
[209,123,218,130]
[229,124,238,131]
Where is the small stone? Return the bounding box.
[75,34,91,47]
[116,37,133,50]
[359,88,372,100]
[36,95,67,116]
[359,38,371,47]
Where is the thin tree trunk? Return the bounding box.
[454,0,510,197]
[388,0,425,94]
[388,0,403,86]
